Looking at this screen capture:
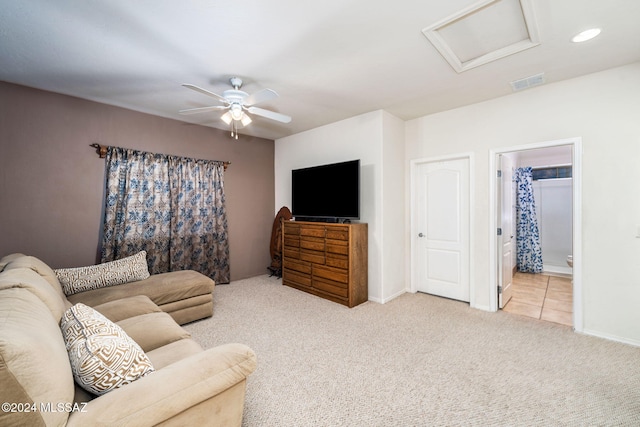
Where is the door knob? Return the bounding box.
[418,232,425,238]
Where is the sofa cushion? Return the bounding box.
[163,298,214,325]
[0,288,75,427]
[0,268,68,322]
[0,252,24,271]
[93,295,162,323]
[66,269,215,308]
[146,338,203,369]
[1,254,68,303]
[55,251,150,296]
[61,303,155,396]
[116,312,192,352]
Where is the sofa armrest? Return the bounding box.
[66,343,257,427]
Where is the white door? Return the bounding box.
[414,158,470,302]
[498,155,514,308]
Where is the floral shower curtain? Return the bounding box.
[101,147,230,283]
[514,167,543,273]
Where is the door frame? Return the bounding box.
[497,153,514,309]
[489,137,583,332]
[410,152,475,306]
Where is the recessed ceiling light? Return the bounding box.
[571,28,601,43]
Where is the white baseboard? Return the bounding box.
[580,328,640,348]
[471,303,493,312]
[543,264,572,276]
[369,289,407,304]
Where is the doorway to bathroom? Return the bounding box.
[489,138,582,332]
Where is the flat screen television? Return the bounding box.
[291,159,360,221]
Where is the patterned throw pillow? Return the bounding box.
[60,303,155,395]
[55,251,150,296]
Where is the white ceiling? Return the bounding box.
[1,0,639,140]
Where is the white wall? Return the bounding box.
[405,62,640,345]
[275,110,405,303]
[381,111,406,300]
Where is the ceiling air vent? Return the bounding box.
[510,72,545,92]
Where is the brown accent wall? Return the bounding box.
[0,82,274,281]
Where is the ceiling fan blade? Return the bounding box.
[244,88,278,106]
[247,106,291,123]
[182,84,228,104]
[179,105,229,115]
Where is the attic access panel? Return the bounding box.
[422,0,540,73]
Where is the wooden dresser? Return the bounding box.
[282,221,368,308]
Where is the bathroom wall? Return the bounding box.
[533,178,573,274]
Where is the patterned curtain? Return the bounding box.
[168,156,229,281]
[101,147,230,283]
[514,167,543,273]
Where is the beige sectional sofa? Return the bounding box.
[0,254,257,426]
[8,250,216,325]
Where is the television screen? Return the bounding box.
[291,159,360,220]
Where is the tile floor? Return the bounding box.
[503,272,573,327]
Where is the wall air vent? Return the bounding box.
[510,72,545,92]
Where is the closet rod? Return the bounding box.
[89,143,230,171]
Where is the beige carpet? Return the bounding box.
[184,275,640,426]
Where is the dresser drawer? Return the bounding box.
[283,269,311,288]
[284,235,300,248]
[283,246,300,260]
[326,253,348,269]
[284,222,300,235]
[313,265,348,284]
[326,239,348,255]
[283,258,311,275]
[313,277,348,298]
[326,228,348,241]
[300,249,325,265]
[300,236,324,251]
[300,226,325,238]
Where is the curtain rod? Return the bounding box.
[90,143,230,171]
[530,163,572,170]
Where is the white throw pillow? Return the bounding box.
[60,303,155,395]
[55,251,150,296]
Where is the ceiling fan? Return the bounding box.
[180,77,291,139]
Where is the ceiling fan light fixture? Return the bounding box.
[571,28,601,43]
[230,104,243,121]
[241,114,252,126]
[220,111,232,125]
